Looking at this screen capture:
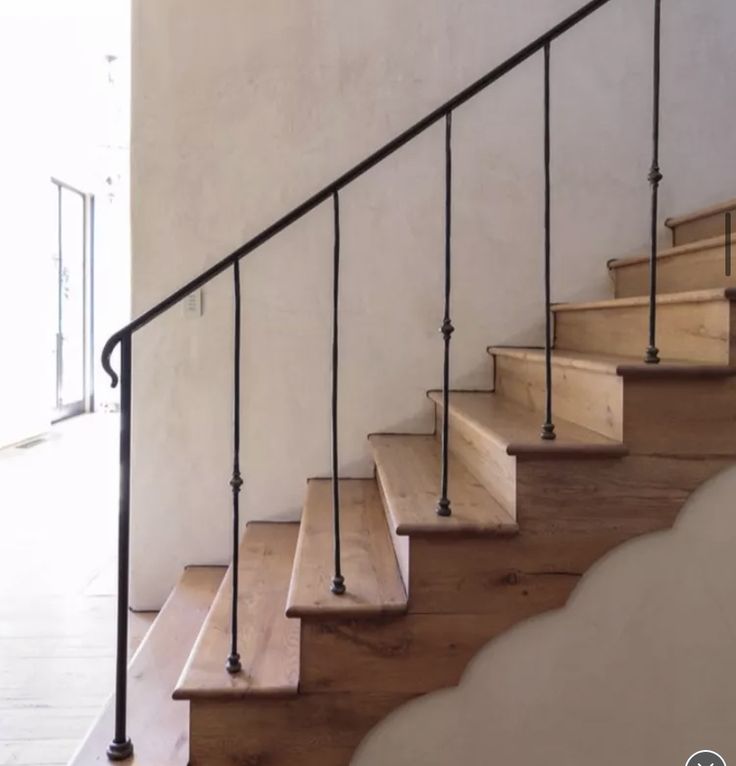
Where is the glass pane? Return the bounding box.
[59,189,85,407]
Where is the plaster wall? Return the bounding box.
[131,0,736,606]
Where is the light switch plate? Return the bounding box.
[184,289,203,317]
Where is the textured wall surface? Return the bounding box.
[131,0,736,606]
[353,466,736,766]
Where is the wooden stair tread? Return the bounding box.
[69,567,225,766]
[369,433,518,536]
[286,479,407,618]
[665,197,736,229]
[428,390,627,457]
[607,233,736,270]
[552,287,736,313]
[174,523,300,701]
[488,346,736,379]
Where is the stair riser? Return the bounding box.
[299,614,511,694]
[671,208,735,246]
[435,407,517,519]
[517,455,729,532]
[405,455,728,615]
[408,534,589,615]
[189,694,413,766]
[495,355,736,454]
[613,242,736,298]
[494,354,623,440]
[621,377,736,455]
[554,298,735,364]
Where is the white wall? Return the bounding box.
[131,0,736,607]
[352,465,736,765]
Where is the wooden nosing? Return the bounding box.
[173,685,298,702]
[607,233,736,270]
[615,363,736,379]
[285,602,408,620]
[553,287,735,313]
[508,442,628,458]
[394,522,519,537]
[665,197,736,229]
[489,346,736,380]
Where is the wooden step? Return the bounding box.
[174,523,300,701]
[490,346,736,443]
[552,288,736,364]
[608,234,736,297]
[285,479,407,619]
[369,433,518,536]
[189,693,413,766]
[69,566,224,766]
[427,390,626,518]
[666,197,736,246]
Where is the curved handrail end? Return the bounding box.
[102,333,123,389]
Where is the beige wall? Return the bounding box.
[352,465,736,765]
[131,0,736,607]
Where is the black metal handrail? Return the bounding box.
[101,0,617,381]
[101,0,667,758]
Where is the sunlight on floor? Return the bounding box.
[0,414,154,766]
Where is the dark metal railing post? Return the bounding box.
[726,212,732,277]
[107,333,134,762]
[226,263,243,674]
[437,111,454,516]
[645,0,663,364]
[541,41,556,441]
[330,190,346,595]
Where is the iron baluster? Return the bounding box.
[437,111,454,516]
[645,0,662,364]
[331,190,345,595]
[726,212,732,277]
[106,333,133,761]
[541,42,556,440]
[226,263,243,674]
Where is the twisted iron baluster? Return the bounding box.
[437,112,454,516]
[226,263,243,674]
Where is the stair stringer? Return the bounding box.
[350,461,736,766]
[186,455,731,766]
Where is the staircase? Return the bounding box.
[70,197,736,765]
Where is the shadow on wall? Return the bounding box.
[352,465,736,766]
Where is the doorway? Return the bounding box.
[52,178,95,422]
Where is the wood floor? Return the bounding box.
[0,414,156,766]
